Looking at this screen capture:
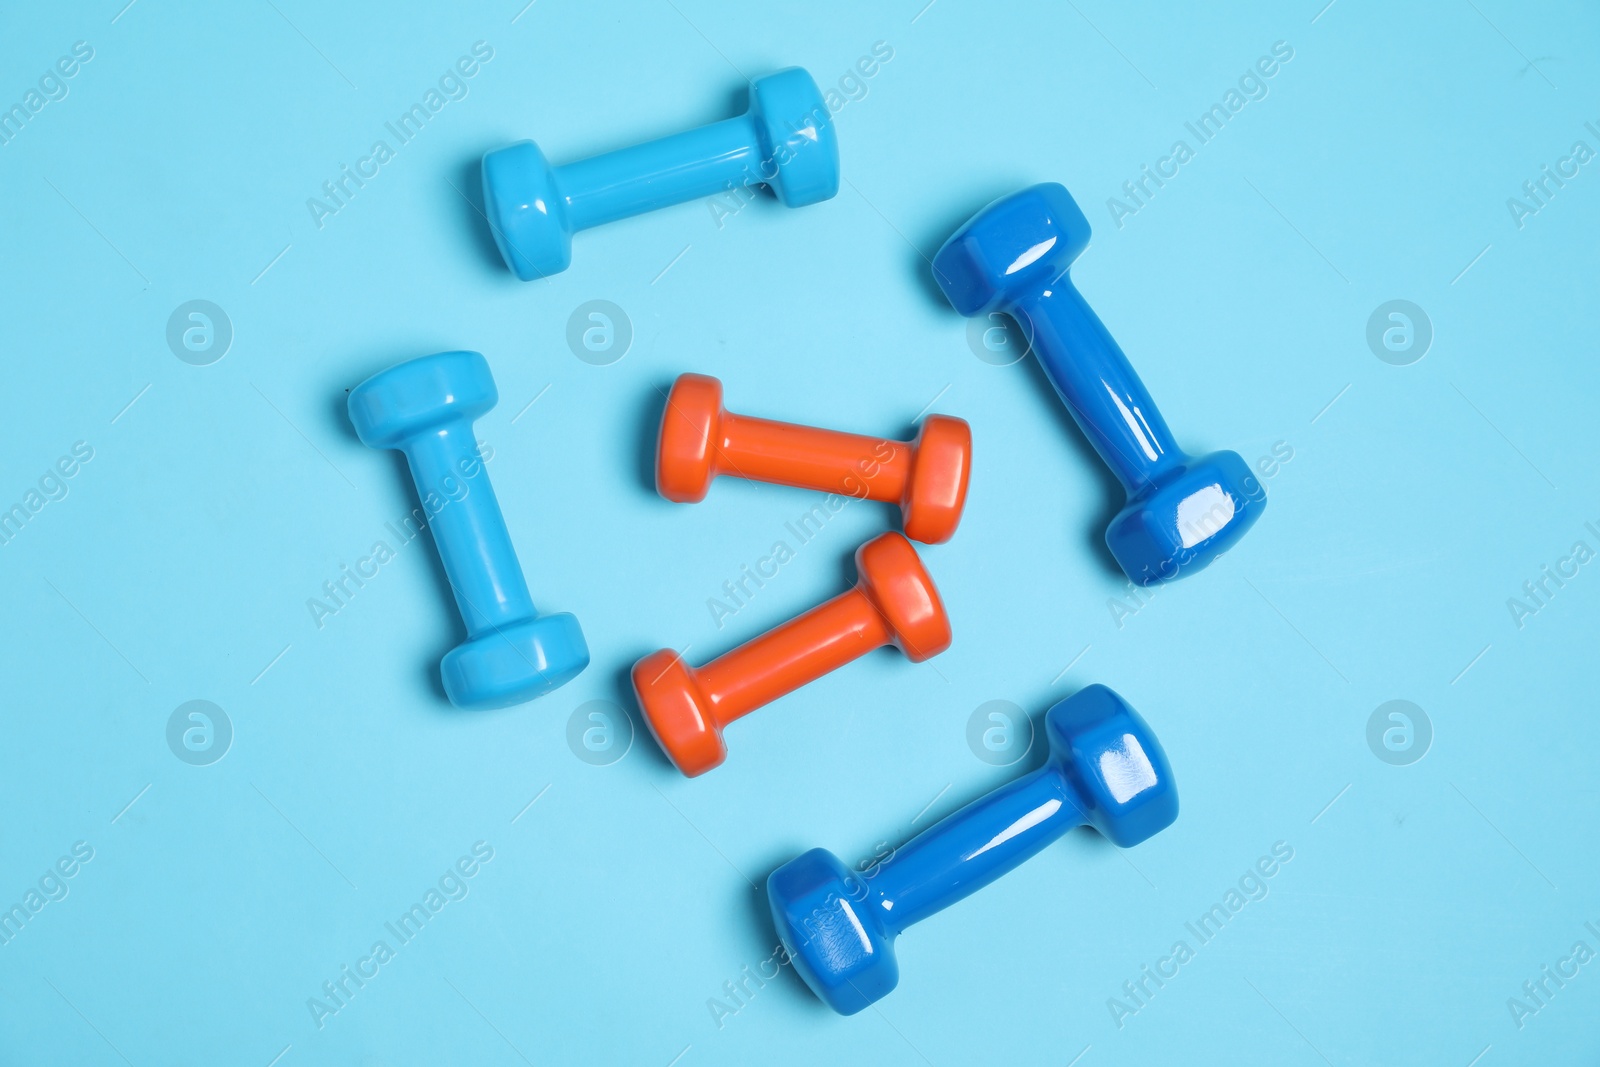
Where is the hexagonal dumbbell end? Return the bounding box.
[768,848,897,1015]
[656,372,972,544]
[1040,684,1178,848]
[933,183,1263,585]
[633,533,950,776]
[932,182,1091,316]
[482,68,838,281]
[1105,447,1262,586]
[769,684,1176,1014]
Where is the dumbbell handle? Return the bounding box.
[557,115,763,232]
[863,765,1083,935]
[694,588,890,725]
[401,420,536,636]
[711,412,908,502]
[1010,281,1185,493]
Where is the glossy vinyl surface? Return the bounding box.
[10,8,1597,1062]
[347,351,590,709]
[932,183,1264,584]
[656,373,971,543]
[481,67,840,280]
[632,532,949,776]
[768,685,1177,1015]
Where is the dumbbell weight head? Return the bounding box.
[347,349,500,449]
[1105,448,1261,585]
[931,182,1091,319]
[767,847,897,1016]
[481,139,570,282]
[900,415,971,545]
[769,685,1177,1014]
[655,372,726,503]
[745,67,840,209]
[852,531,951,661]
[628,650,722,776]
[1040,683,1178,847]
[439,612,590,710]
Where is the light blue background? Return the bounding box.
[1,1,1596,1063]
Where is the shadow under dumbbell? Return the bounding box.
[907,185,1028,311]
[331,386,362,445]
[745,849,840,1018]
[1013,346,1127,580]
[607,656,679,775]
[410,516,466,709]
[633,380,674,499]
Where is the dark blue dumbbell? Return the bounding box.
[481,68,840,280]
[768,685,1178,1014]
[934,183,1265,584]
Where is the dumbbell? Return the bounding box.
[657,373,972,544]
[632,532,949,776]
[933,183,1264,585]
[348,351,589,709]
[481,67,840,280]
[769,684,1178,1015]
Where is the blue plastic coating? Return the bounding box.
[933,183,1265,585]
[768,685,1178,1015]
[481,67,840,280]
[347,351,589,709]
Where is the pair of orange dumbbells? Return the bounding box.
[631,374,973,776]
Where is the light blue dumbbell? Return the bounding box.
[348,351,588,709]
[481,67,840,280]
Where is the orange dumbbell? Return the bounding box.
[657,373,972,544]
[633,532,951,776]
